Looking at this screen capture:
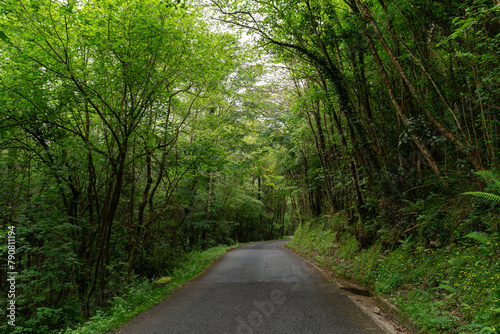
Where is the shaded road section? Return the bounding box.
[114,239,386,334]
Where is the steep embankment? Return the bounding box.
[288,218,499,334]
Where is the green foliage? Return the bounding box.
[213,0,500,250]
[0,0,283,332]
[463,191,500,203]
[465,231,492,245]
[59,245,236,334]
[463,170,500,203]
[291,218,500,333]
[1,0,500,331]
[155,277,173,284]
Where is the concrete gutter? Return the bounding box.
[284,243,426,334]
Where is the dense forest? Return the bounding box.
[0,0,499,333]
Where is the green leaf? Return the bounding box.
[0,30,9,42]
[475,170,500,193]
[464,231,491,245]
[437,284,456,294]
[155,276,173,284]
[462,191,500,203]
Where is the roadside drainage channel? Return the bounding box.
[284,244,425,334]
[335,275,423,334]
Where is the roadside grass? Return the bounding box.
[288,221,500,334]
[60,245,238,334]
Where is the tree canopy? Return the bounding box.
[1,0,499,332]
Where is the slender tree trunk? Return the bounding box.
[354,8,444,179]
[354,0,484,170]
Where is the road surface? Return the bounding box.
[114,239,386,334]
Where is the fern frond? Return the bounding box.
[464,231,491,244]
[462,191,500,203]
[401,199,422,211]
[475,170,500,193]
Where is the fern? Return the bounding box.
[462,191,500,202]
[464,231,491,244]
[437,284,456,294]
[462,170,500,203]
[475,170,500,193]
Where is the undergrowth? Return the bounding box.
[288,214,500,334]
[57,245,237,334]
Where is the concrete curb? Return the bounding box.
[373,296,424,334]
[285,243,427,334]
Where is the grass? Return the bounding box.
[288,221,500,334]
[60,244,238,334]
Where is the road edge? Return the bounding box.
[282,242,416,334]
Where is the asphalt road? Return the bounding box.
[114,239,386,334]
